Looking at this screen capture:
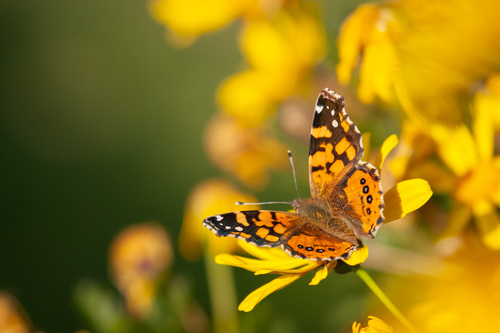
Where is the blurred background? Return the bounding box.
[0,1,369,332]
[5,0,497,332]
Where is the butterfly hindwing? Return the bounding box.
[284,222,357,260]
[341,163,384,238]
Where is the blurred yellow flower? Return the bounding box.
[218,9,326,125]
[216,240,367,312]
[337,3,399,105]
[212,135,432,311]
[388,120,455,194]
[337,0,500,125]
[474,73,500,131]
[430,93,500,249]
[0,293,31,333]
[204,113,289,189]
[149,0,258,44]
[352,316,393,333]
[180,179,260,260]
[388,235,500,333]
[109,222,173,318]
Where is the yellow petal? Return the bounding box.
[384,179,433,222]
[238,274,302,312]
[491,156,500,206]
[237,239,291,261]
[374,134,398,171]
[343,246,369,266]
[150,0,247,38]
[357,19,398,104]
[473,88,494,163]
[431,124,478,177]
[215,253,306,273]
[336,4,380,85]
[256,261,320,275]
[366,315,393,333]
[309,261,337,286]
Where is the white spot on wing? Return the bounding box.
[332,119,338,127]
[315,104,323,113]
[225,226,231,230]
[235,226,243,232]
[216,215,223,221]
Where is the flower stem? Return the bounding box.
[355,267,417,333]
[204,251,239,333]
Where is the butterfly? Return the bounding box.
[203,88,384,261]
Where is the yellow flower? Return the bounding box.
[0,292,32,333]
[213,135,432,311]
[109,222,173,318]
[149,0,259,45]
[337,0,500,126]
[387,234,500,333]
[180,179,260,260]
[203,113,289,189]
[218,9,326,125]
[352,316,393,333]
[216,240,368,312]
[430,97,500,249]
[336,3,400,105]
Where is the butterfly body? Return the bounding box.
[203,89,384,261]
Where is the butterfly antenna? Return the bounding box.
[288,150,301,199]
[235,201,292,206]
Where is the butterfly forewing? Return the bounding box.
[309,89,364,199]
[203,210,302,247]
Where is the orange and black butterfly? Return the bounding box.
[203,88,384,260]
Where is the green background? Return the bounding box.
[0,1,375,332]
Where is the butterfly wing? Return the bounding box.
[309,88,364,198]
[308,88,384,239]
[338,162,384,238]
[203,210,302,247]
[284,221,357,260]
[204,210,355,260]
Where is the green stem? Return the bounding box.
[204,251,239,333]
[355,267,417,333]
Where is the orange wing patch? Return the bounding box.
[311,126,333,138]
